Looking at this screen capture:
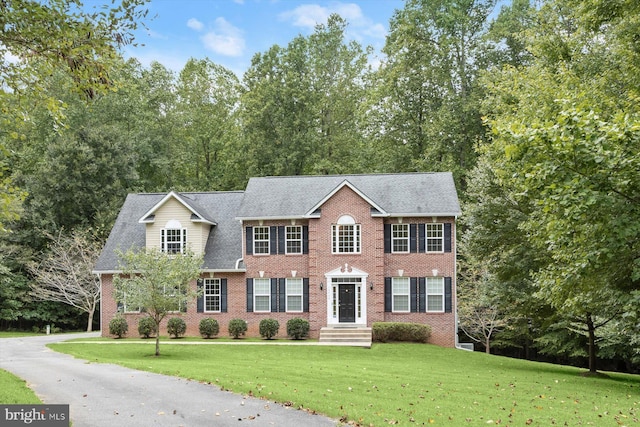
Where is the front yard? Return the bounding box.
[49,341,640,426]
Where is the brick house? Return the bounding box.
[95,173,461,347]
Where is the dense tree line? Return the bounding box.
[1,0,637,372]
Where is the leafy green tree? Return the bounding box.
[240,15,371,179]
[113,249,202,356]
[0,0,148,231]
[471,0,640,372]
[366,0,494,185]
[174,58,242,190]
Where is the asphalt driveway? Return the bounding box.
[0,333,338,426]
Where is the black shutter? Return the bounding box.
[302,226,309,254]
[246,278,253,312]
[418,224,426,253]
[278,278,286,312]
[418,277,426,313]
[270,226,277,255]
[303,278,309,312]
[384,224,391,253]
[444,223,452,253]
[246,226,253,255]
[444,277,452,313]
[277,226,285,255]
[196,279,204,313]
[221,279,228,313]
[410,277,418,312]
[410,224,418,253]
[270,278,278,312]
[384,277,392,312]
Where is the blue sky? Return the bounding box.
[120,0,406,76]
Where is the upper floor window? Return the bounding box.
[286,225,303,254]
[392,224,409,253]
[426,223,444,252]
[161,220,186,254]
[332,215,361,254]
[253,226,270,255]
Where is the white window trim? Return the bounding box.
[253,226,270,255]
[285,225,303,255]
[161,227,187,254]
[253,278,271,312]
[331,223,361,254]
[285,278,303,312]
[391,224,410,254]
[392,277,410,312]
[426,223,444,253]
[426,277,445,313]
[204,278,221,313]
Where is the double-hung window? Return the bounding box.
[392,277,410,312]
[253,278,271,312]
[426,277,444,312]
[204,278,221,312]
[392,224,409,253]
[426,223,444,252]
[332,215,361,254]
[286,226,303,254]
[253,226,270,255]
[286,278,303,312]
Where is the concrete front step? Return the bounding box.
[318,327,372,348]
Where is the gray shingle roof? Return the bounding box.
[94,191,244,272]
[95,173,460,273]
[236,172,461,219]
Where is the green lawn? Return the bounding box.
[49,342,639,426]
[0,369,41,404]
[0,331,44,338]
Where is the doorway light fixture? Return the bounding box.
[320,282,323,290]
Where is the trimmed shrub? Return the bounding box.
[228,319,247,339]
[167,317,186,338]
[372,322,431,343]
[286,317,310,340]
[109,315,128,338]
[199,318,219,339]
[259,318,280,340]
[137,317,157,338]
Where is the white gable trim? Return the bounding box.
[138,191,217,225]
[303,180,388,218]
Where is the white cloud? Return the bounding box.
[187,18,204,32]
[200,17,245,57]
[279,2,387,41]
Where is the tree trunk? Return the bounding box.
[155,318,161,356]
[586,313,597,373]
[485,336,491,354]
[86,309,94,332]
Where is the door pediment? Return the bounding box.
[325,263,369,279]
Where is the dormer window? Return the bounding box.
[332,215,361,254]
[161,219,187,254]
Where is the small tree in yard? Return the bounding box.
[113,248,202,356]
[28,229,101,331]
